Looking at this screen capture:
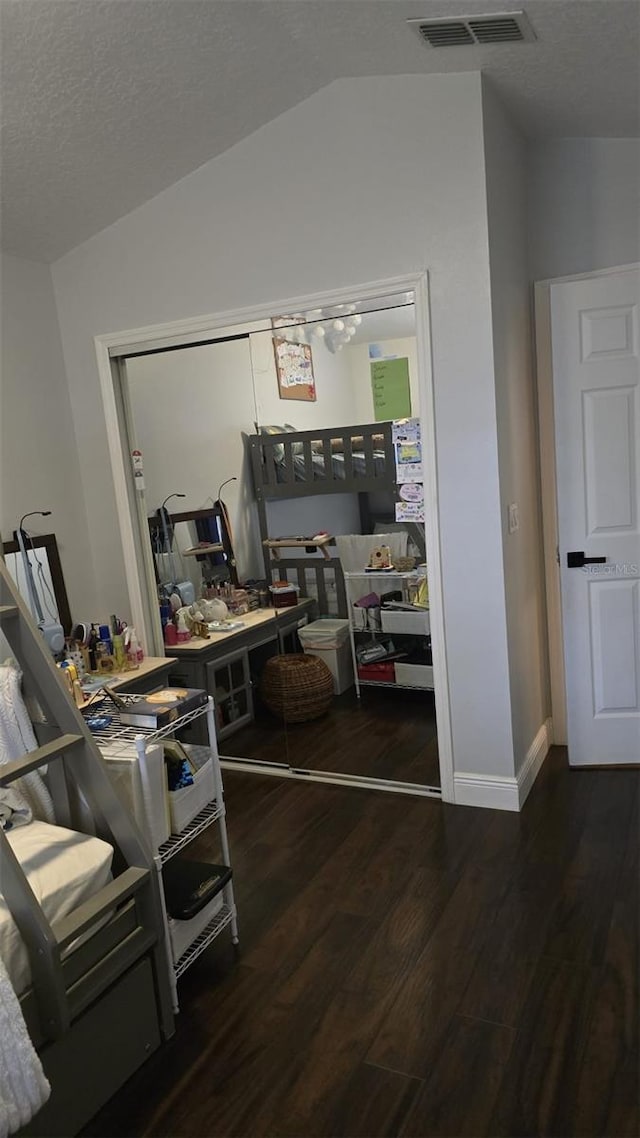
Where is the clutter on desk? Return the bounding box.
[58,614,144,703]
[160,581,262,644]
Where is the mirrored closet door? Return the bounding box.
[244,299,439,792]
[118,290,440,794]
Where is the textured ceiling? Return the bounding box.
[1,0,638,262]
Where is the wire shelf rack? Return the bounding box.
[173,904,235,979]
[82,695,209,746]
[158,800,223,865]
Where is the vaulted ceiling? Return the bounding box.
[1,0,638,261]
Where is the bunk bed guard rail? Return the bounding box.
[249,421,395,497]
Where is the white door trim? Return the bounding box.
[94,272,455,804]
[535,262,640,747]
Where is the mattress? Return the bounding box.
[276,449,387,483]
[0,821,113,995]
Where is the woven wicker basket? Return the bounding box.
[394,555,416,572]
[261,653,334,723]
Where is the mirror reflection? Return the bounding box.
[123,290,439,791]
[1,533,71,633]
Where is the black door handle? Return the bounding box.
[567,551,607,568]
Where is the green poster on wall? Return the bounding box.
[370,358,411,421]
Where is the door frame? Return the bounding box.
[534,262,640,748]
[94,271,455,803]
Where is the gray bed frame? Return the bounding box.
[249,421,424,615]
[0,556,174,1137]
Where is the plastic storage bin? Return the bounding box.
[168,748,216,834]
[99,740,170,852]
[357,661,396,683]
[394,662,435,689]
[380,609,430,636]
[298,618,353,695]
[168,892,225,964]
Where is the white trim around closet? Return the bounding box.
[94,272,455,804]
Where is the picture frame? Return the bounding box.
[273,336,316,402]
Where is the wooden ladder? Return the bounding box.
[0,560,174,1043]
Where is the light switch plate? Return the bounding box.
[508,503,519,534]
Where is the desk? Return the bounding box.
[79,656,176,709]
[166,601,316,743]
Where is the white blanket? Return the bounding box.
[0,664,53,1132]
[0,665,54,827]
[0,960,50,1137]
[0,790,31,833]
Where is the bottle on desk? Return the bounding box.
[125,627,144,665]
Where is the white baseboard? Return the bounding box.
[517,718,552,808]
[453,718,552,813]
[453,772,520,812]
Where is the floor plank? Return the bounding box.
[399,1015,515,1137]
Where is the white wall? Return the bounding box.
[51,72,515,782]
[528,138,640,281]
[482,80,549,775]
[0,253,94,619]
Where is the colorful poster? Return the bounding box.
[371,358,411,421]
[396,481,424,522]
[396,500,425,522]
[396,462,423,483]
[274,337,316,402]
[392,417,422,481]
[392,417,423,519]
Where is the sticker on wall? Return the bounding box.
[392,417,422,481]
[396,481,424,522]
[131,449,145,492]
[396,498,424,522]
[399,482,424,503]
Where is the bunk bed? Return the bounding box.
[0,558,174,1137]
[248,421,423,616]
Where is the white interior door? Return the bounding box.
[551,266,640,765]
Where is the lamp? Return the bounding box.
[274,306,363,354]
[161,492,186,513]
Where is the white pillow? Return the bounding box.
[0,822,113,994]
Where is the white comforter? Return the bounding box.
[0,663,55,1134]
[0,961,50,1138]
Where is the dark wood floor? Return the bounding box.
[83,747,639,1138]
[223,686,440,788]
